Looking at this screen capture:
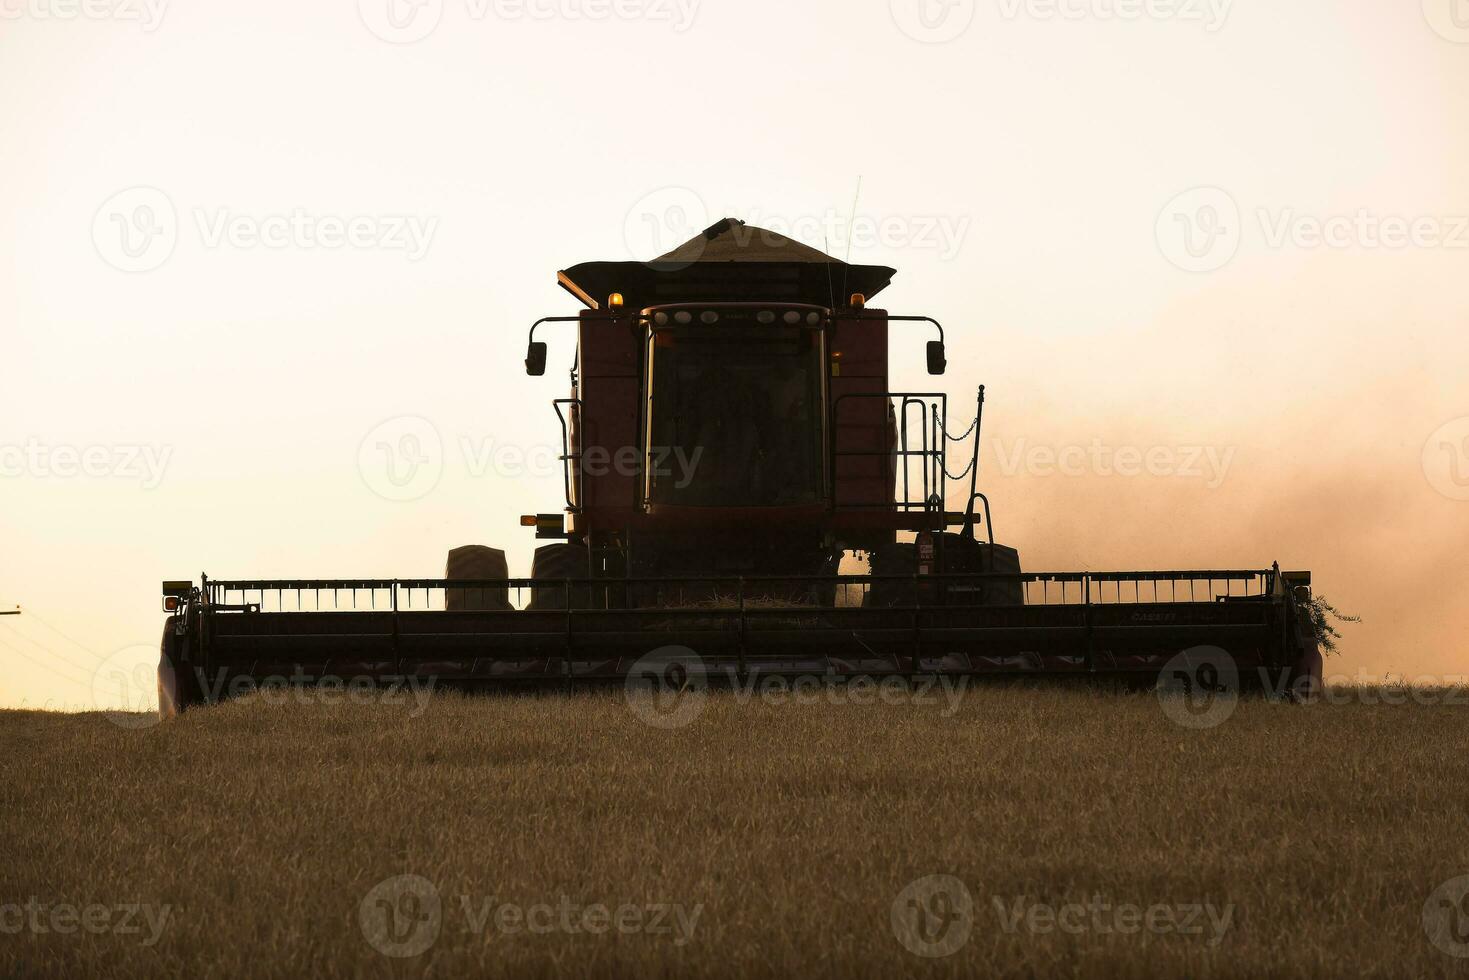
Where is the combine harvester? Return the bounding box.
[157,219,1322,717]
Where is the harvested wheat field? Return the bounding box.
[2,684,1467,978]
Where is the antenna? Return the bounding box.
[823,236,837,312]
[841,175,862,302]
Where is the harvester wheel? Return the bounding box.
[157,615,204,719]
[528,543,591,610]
[864,536,1024,607]
[444,545,512,611]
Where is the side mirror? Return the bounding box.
[524,341,547,377]
[926,340,947,375]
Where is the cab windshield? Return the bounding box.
[646,322,824,507]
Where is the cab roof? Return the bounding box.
[558,217,896,310]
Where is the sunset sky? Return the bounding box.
[2,0,1466,710]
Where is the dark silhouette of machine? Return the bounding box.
[156,219,1322,717]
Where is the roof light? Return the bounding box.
[783,311,801,324]
[607,292,625,311]
[653,311,669,326]
[700,310,719,324]
[757,310,776,324]
[674,311,693,325]
[849,293,866,309]
[806,312,821,325]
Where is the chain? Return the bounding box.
[941,456,975,481]
[934,406,978,442]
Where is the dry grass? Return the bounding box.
[2,684,1467,978]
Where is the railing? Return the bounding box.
[202,570,1276,614]
[831,391,948,512]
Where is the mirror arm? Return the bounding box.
[881,314,945,346]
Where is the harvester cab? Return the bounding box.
[522,218,988,595]
[155,217,1324,719]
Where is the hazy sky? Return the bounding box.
[2,0,1467,710]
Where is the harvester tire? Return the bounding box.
[864,536,1024,607]
[444,545,512,611]
[528,543,591,610]
[157,615,204,720]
